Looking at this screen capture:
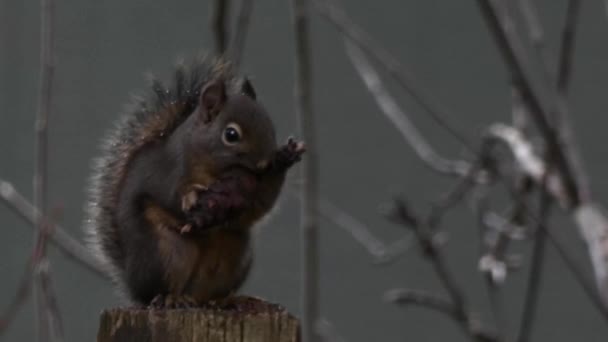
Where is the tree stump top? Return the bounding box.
[97,296,300,342]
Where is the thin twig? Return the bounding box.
[211,0,230,55]
[475,0,580,206]
[553,0,589,202]
[492,175,608,320]
[0,259,34,335]
[473,188,511,341]
[556,0,581,94]
[33,0,56,339]
[517,0,588,198]
[0,180,108,277]
[314,0,475,152]
[517,0,552,81]
[345,40,475,179]
[484,124,568,207]
[37,262,63,341]
[230,0,253,68]
[545,225,608,320]
[390,200,498,342]
[291,0,320,341]
[0,214,57,338]
[517,170,552,342]
[318,196,412,264]
[427,161,484,230]
[385,288,457,317]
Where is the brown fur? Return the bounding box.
[144,200,250,302]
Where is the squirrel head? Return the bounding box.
[185,77,277,175]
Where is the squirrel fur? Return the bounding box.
[84,56,304,307]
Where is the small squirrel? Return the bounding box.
[85,57,305,308]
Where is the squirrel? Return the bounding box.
[84,57,305,308]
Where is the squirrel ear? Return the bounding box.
[200,79,226,122]
[241,78,256,100]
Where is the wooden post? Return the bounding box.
[97,297,300,342]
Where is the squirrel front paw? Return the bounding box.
[181,183,208,212]
[270,137,306,172]
[181,175,256,233]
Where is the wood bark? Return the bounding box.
[97,298,300,342]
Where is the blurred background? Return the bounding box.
[2,0,608,341]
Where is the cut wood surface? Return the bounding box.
[97,296,300,342]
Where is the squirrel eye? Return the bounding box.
[222,123,242,145]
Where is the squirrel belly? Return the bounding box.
[84,57,305,307]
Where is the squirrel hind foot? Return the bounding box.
[148,294,198,309]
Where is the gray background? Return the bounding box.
[2,0,608,341]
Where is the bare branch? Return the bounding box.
[317,196,412,264]
[484,124,568,205]
[1,214,58,338]
[0,258,34,335]
[33,0,57,339]
[482,122,608,306]
[545,223,608,320]
[556,0,581,94]
[385,288,497,342]
[385,288,457,316]
[344,41,476,179]
[290,0,320,341]
[517,0,552,81]
[37,261,64,341]
[230,0,253,68]
[472,188,517,341]
[390,200,498,342]
[475,0,581,206]
[572,204,608,307]
[517,172,552,342]
[210,0,230,55]
[0,180,108,278]
[517,0,588,199]
[314,0,474,152]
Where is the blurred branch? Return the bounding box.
[517,0,587,196]
[37,261,63,341]
[389,200,498,342]
[34,0,60,339]
[230,0,253,68]
[290,0,320,341]
[314,0,475,152]
[385,288,456,316]
[0,253,35,335]
[211,0,230,55]
[517,0,552,80]
[345,41,477,179]
[477,1,608,307]
[475,0,580,206]
[0,180,107,278]
[318,196,412,264]
[544,224,608,320]
[556,0,581,94]
[484,124,568,206]
[0,214,59,338]
[473,190,512,341]
[516,169,552,342]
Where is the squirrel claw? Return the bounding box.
[181,184,208,212]
[270,138,306,171]
[179,224,192,234]
[149,294,198,309]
